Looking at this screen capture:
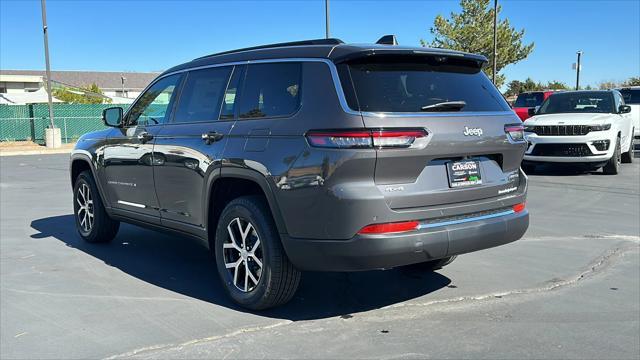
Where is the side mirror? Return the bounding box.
[102,107,123,127]
[619,105,631,114]
[527,107,537,116]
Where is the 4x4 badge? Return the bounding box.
[463,126,483,136]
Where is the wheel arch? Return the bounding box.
[70,152,111,208]
[205,167,288,248]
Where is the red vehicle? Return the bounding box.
[512,91,555,121]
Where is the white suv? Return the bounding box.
[617,86,640,148]
[523,90,634,174]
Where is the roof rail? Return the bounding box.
[194,38,345,61]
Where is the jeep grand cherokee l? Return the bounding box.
[523,90,634,174]
[70,38,529,310]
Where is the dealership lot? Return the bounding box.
[1,154,638,359]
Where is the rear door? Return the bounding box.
[339,56,526,210]
[153,65,240,229]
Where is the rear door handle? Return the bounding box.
[202,131,224,145]
[137,132,154,143]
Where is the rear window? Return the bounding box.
[514,92,544,108]
[619,89,640,104]
[238,63,302,119]
[538,92,615,114]
[340,58,510,113]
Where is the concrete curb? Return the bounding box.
[0,149,72,157]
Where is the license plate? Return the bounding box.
[447,160,482,188]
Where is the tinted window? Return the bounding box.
[127,74,181,126]
[538,92,615,114]
[220,65,245,120]
[619,89,640,104]
[174,67,232,123]
[614,92,623,109]
[343,58,510,112]
[514,92,544,108]
[238,63,302,119]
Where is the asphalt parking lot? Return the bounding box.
[1,153,639,359]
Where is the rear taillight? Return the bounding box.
[513,202,526,213]
[306,129,428,149]
[505,124,525,142]
[358,220,419,234]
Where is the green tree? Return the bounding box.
[53,83,111,104]
[422,0,534,87]
[621,77,640,86]
[598,81,619,90]
[545,80,569,90]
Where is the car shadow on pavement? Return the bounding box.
[30,215,451,321]
[527,163,609,176]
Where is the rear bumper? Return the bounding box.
[281,209,529,271]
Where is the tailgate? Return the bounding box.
[339,54,526,210]
[363,113,525,209]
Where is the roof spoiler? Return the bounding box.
[376,35,398,45]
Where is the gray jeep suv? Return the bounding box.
[70,38,529,310]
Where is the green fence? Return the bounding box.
[0,103,131,144]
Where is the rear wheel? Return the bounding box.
[621,129,634,163]
[73,170,119,243]
[404,256,457,272]
[214,196,300,310]
[602,137,621,175]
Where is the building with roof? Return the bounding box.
[0,70,160,102]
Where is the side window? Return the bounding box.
[127,74,181,126]
[614,92,623,111]
[220,65,245,120]
[238,63,302,119]
[173,67,232,123]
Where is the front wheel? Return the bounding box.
[73,170,119,243]
[602,137,621,175]
[214,196,300,310]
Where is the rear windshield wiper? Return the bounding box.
[421,101,466,112]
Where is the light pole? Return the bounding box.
[575,51,583,90]
[325,0,330,39]
[492,0,498,84]
[40,0,54,130]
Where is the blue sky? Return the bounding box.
[1,0,639,89]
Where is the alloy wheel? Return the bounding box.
[223,217,263,292]
[76,183,94,233]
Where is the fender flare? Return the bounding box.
[70,150,112,209]
[205,166,288,237]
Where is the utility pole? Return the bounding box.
[121,76,127,98]
[40,0,54,130]
[325,0,330,39]
[575,51,583,90]
[492,0,498,84]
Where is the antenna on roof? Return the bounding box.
[376,35,398,45]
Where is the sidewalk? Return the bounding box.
[0,141,75,156]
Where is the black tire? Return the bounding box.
[621,129,634,164]
[404,256,457,271]
[73,170,119,243]
[602,137,621,175]
[214,195,300,310]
